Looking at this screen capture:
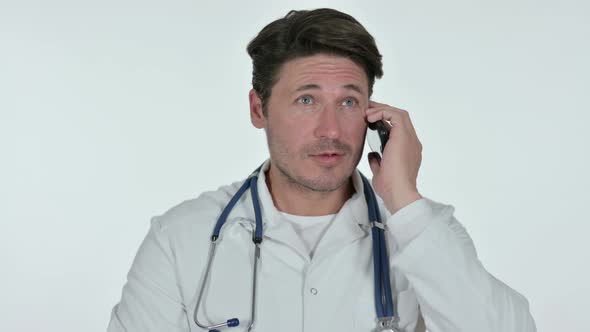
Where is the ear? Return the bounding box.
[249,89,266,129]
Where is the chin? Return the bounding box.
[302,168,354,192]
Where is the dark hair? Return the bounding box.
[246,8,383,114]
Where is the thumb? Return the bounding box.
[367,152,381,176]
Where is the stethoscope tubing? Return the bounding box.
[194,166,397,331]
[361,174,395,318]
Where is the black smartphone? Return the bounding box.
[367,120,390,155]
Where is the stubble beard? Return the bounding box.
[267,135,363,194]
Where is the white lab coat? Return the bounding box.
[107,160,536,332]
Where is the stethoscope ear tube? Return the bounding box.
[246,244,261,332]
[193,241,241,330]
[195,166,264,331]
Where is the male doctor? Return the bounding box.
[108,8,536,332]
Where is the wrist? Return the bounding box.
[386,190,422,215]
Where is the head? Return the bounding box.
[247,8,383,193]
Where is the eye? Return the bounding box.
[297,95,314,105]
[341,98,357,107]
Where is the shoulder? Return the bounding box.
[151,179,246,237]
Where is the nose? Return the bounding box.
[314,105,342,139]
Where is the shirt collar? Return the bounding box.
[254,159,371,237]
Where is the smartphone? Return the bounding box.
[367,120,390,156]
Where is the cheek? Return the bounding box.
[343,119,368,141]
[268,117,308,151]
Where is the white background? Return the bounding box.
[1,0,588,331]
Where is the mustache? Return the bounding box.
[304,139,352,155]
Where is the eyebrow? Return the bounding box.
[343,84,363,94]
[295,84,321,92]
[294,83,365,95]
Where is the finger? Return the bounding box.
[368,100,391,108]
[366,108,404,126]
[367,152,381,175]
[369,100,406,113]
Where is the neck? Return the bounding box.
[265,163,355,216]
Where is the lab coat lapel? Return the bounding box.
[311,170,370,264]
[262,217,311,266]
[255,161,310,264]
[251,161,371,265]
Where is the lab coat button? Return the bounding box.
[310,288,318,295]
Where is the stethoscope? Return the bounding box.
[193,165,400,332]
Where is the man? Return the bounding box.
[108,8,536,332]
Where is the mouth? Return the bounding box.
[309,151,345,165]
[313,151,343,157]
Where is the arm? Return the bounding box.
[107,217,189,332]
[386,198,536,332]
[365,101,535,331]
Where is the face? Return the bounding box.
[250,54,369,192]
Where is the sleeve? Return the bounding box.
[386,198,537,332]
[107,217,190,332]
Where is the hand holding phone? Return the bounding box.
[365,100,423,214]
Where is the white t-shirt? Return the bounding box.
[279,211,336,258]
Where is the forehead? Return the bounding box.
[274,54,369,94]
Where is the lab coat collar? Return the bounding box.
[254,159,370,263]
